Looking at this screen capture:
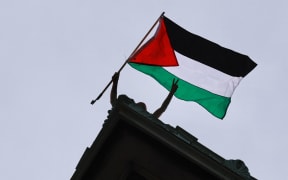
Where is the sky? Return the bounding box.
[1,1,287,179]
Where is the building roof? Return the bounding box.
[71,95,256,180]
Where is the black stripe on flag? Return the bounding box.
[163,16,257,77]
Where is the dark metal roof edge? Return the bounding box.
[117,102,253,180]
[115,96,256,180]
[71,95,256,180]
[71,107,122,180]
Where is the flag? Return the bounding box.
[129,16,257,119]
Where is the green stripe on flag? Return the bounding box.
[129,63,231,119]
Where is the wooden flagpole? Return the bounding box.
[91,12,165,105]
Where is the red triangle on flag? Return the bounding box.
[130,18,179,67]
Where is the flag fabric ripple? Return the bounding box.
[129,16,257,119]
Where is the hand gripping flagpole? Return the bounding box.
[91,12,165,105]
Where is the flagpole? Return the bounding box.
[91,12,165,105]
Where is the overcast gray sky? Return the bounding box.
[1,1,287,179]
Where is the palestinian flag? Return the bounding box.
[129,16,257,119]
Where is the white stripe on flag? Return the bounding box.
[164,52,243,97]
